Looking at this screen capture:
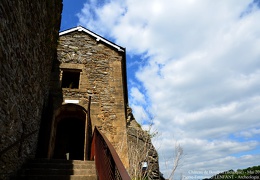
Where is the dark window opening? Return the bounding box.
[61,70,80,89]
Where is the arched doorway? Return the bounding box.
[53,117,85,160]
[49,104,92,160]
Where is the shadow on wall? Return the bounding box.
[0,0,62,178]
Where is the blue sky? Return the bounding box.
[61,0,260,179]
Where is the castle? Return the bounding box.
[0,1,161,179]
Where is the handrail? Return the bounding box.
[0,129,38,157]
[85,95,92,160]
[91,127,131,180]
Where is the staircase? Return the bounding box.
[12,159,97,180]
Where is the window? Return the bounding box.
[61,70,80,89]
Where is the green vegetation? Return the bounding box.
[204,165,260,179]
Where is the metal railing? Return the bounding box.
[91,127,131,180]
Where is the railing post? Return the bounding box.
[85,96,92,160]
[90,128,96,161]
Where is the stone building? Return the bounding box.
[1,8,161,176]
[37,26,129,168]
[36,26,161,178]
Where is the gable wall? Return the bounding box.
[53,31,129,168]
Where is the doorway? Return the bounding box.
[50,104,91,161]
[53,117,85,160]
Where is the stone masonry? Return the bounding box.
[46,27,129,169]
[0,2,162,177]
[0,0,62,179]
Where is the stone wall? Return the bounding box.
[0,0,62,178]
[50,30,129,168]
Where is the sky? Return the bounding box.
[61,0,260,179]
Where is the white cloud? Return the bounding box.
[78,0,260,179]
[236,128,260,138]
[130,104,149,124]
[130,87,146,105]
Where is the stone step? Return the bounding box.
[26,162,95,170]
[21,168,96,176]
[25,159,95,170]
[12,159,98,180]
[28,159,94,164]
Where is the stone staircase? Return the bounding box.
[12,159,98,180]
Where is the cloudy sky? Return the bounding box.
[61,0,260,179]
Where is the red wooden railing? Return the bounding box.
[91,127,131,180]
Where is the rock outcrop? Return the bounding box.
[127,107,160,179]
